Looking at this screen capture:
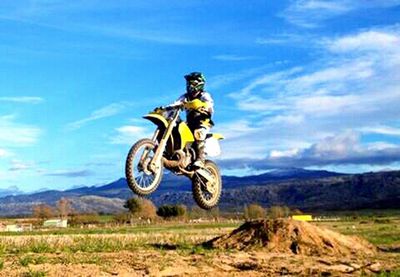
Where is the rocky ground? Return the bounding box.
[0,248,398,276]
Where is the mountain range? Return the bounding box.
[0,168,399,216]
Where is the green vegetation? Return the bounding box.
[375,270,400,277]
[244,203,266,219]
[0,223,238,255]
[0,214,398,256]
[69,213,101,226]
[157,205,187,219]
[124,197,158,221]
[124,197,142,215]
[0,221,239,236]
[24,269,47,277]
[19,255,48,266]
[315,217,400,245]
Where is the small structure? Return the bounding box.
[19,223,33,232]
[291,214,312,221]
[0,222,33,232]
[4,224,23,232]
[43,219,68,228]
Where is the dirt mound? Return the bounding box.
[204,219,376,257]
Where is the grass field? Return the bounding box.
[0,214,399,276]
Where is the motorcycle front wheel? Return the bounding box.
[192,160,222,210]
[125,138,163,196]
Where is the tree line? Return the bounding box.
[31,197,302,226]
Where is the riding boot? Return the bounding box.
[193,140,206,168]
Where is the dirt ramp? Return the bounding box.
[205,219,376,256]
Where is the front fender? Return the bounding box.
[143,113,168,129]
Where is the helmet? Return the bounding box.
[184,72,205,95]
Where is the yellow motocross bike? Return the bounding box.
[125,100,224,210]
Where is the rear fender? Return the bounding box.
[212,133,224,140]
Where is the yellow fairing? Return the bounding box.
[184,99,208,110]
[178,122,195,148]
[213,133,224,140]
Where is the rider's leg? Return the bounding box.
[193,126,209,167]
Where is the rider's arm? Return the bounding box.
[200,92,214,115]
[167,94,187,108]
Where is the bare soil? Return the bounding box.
[204,219,376,256]
[0,219,398,276]
[0,249,398,276]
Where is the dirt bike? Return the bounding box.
[125,100,224,209]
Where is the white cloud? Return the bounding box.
[303,131,361,159]
[0,115,41,147]
[44,169,93,178]
[212,55,256,61]
[214,120,259,140]
[270,148,300,159]
[281,0,354,28]
[111,125,151,145]
[288,60,375,90]
[0,96,43,104]
[8,160,34,171]
[219,131,400,169]
[89,25,195,45]
[281,0,400,28]
[67,102,127,130]
[207,65,274,90]
[328,30,400,53]
[360,125,400,136]
[367,142,398,151]
[268,114,305,125]
[0,149,11,158]
[294,94,360,115]
[218,26,400,170]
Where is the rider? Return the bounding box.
[169,72,214,168]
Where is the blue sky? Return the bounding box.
[1,0,400,192]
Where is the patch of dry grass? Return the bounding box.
[0,227,234,255]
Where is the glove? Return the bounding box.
[154,106,165,112]
[198,106,210,115]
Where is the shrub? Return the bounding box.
[124,198,142,215]
[156,205,186,219]
[69,213,101,226]
[32,204,54,221]
[124,197,157,220]
[138,198,157,220]
[113,213,131,224]
[56,198,73,219]
[244,204,265,220]
[268,206,290,219]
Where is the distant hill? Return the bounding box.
[0,186,23,198]
[221,168,345,189]
[0,168,399,216]
[154,170,400,211]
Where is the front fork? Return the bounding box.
[149,112,179,173]
[138,130,159,174]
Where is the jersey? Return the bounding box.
[170,91,214,131]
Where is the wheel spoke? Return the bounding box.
[197,167,218,200]
[131,143,160,190]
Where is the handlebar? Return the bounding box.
[155,103,184,112]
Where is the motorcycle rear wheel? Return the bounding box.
[125,138,163,196]
[192,160,222,210]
